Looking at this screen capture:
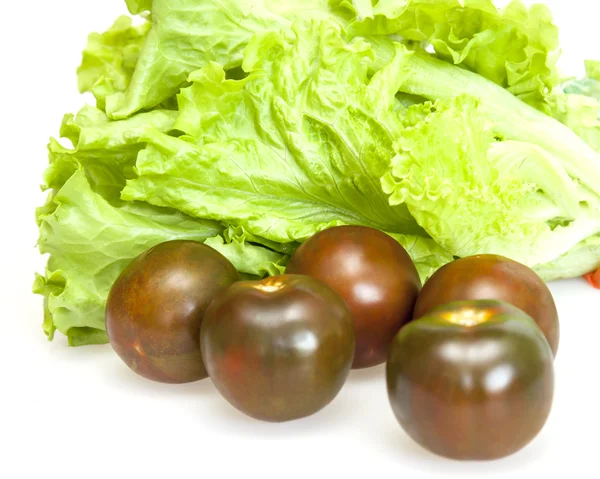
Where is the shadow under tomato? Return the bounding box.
[104,357,216,397]
[200,383,360,438]
[347,363,386,384]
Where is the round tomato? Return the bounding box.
[286,226,421,369]
[200,274,355,422]
[414,255,559,356]
[387,300,555,460]
[105,241,239,384]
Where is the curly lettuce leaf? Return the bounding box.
[336,0,560,110]
[122,21,423,243]
[77,16,151,110]
[368,41,600,195]
[382,95,600,267]
[43,105,177,202]
[35,103,288,345]
[204,227,289,279]
[106,0,347,119]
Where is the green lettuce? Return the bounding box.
[336,0,560,110]
[125,0,152,14]
[121,21,423,243]
[77,16,151,110]
[534,234,600,282]
[105,0,346,119]
[382,94,600,266]
[389,234,455,282]
[368,41,600,194]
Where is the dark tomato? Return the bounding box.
[387,300,554,461]
[286,226,421,369]
[413,254,559,356]
[105,240,239,384]
[200,274,355,422]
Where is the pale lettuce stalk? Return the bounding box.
[534,235,600,282]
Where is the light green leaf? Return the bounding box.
[388,233,455,282]
[204,230,289,278]
[77,16,151,110]
[106,0,346,119]
[42,105,177,200]
[122,21,423,243]
[382,95,600,267]
[369,41,600,196]
[337,0,560,110]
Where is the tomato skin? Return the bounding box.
[387,300,555,461]
[200,274,355,422]
[413,254,559,357]
[584,269,600,289]
[105,241,239,384]
[286,226,422,369]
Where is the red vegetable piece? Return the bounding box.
[584,269,600,289]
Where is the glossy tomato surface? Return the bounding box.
[105,241,239,384]
[286,226,421,369]
[414,254,559,356]
[200,274,355,422]
[387,300,554,461]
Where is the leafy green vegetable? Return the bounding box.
[35,167,287,346]
[368,41,600,193]
[121,22,423,243]
[383,94,600,266]
[204,227,289,279]
[77,16,151,110]
[35,103,289,345]
[106,0,346,119]
[388,233,455,282]
[336,0,560,110]
[125,0,152,14]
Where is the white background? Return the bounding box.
[1,1,599,478]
